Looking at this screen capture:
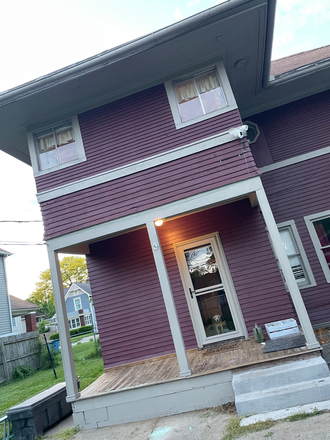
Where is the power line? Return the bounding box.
[0,242,46,246]
[0,220,43,223]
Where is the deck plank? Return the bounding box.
[80,338,319,399]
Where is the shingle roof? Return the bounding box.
[271,45,330,77]
[64,282,91,296]
[10,295,40,311]
[0,248,12,256]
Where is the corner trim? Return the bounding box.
[259,146,330,173]
[37,126,247,203]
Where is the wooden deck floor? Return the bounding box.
[81,339,319,399]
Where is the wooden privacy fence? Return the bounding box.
[0,331,40,382]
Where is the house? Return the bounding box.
[0,249,13,337]
[1,0,330,428]
[10,295,40,334]
[54,282,97,332]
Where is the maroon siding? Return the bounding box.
[35,85,243,193]
[88,199,295,369]
[262,153,330,326]
[250,90,330,164]
[41,139,259,240]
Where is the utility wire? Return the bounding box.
[0,242,45,246]
[0,220,43,223]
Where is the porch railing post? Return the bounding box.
[256,187,320,350]
[146,221,192,377]
[48,250,80,400]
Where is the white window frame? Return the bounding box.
[174,232,247,347]
[84,314,92,325]
[164,61,237,130]
[74,297,82,311]
[277,220,316,289]
[304,210,330,283]
[27,115,86,177]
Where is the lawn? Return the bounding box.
[70,331,95,343]
[0,340,104,422]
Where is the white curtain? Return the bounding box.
[196,71,219,94]
[175,79,198,104]
[37,133,55,153]
[55,127,74,147]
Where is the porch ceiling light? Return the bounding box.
[155,219,164,227]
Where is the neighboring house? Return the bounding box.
[54,282,97,332]
[10,295,40,334]
[1,0,330,428]
[0,249,13,337]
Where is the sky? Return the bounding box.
[0,0,330,301]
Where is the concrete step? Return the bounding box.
[232,357,330,416]
[235,376,330,416]
[232,357,329,395]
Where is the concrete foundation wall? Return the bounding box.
[73,370,234,429]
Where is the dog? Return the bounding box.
[212,314,223,334]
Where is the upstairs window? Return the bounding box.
[74,297,82,311]
[36,122,77,171]
[27,115,86,176]
[173,70,227,123]
[165,61,237,129]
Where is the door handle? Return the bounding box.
[189,288,194,299]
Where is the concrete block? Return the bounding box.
[73,411,85,427]
[236,377,330,416]
[233,357,329,395]
[84,407,108,424]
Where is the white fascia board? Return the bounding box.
[46,176,263,252]
[260,146,330,173]
[37,127,248,203]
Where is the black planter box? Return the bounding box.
[7,383,72,440]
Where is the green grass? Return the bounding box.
[221,418,276,440]
[51,426,80,439]
[286,409,322,422]
[0,340,103,422]
[70,331,94,343]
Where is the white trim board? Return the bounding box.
[46,176,263,252]
[260,146,330,174]
[37,127,247,203]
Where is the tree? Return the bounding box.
[27,256,88,318]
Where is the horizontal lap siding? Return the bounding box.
[159,201,296,337]
[251,90,330,163]
[88,200,295,368]
[41,140,259,239]
[87,229,176,369]
[36,85,243,192]
[262,154,330,326]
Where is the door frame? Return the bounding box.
[174,232,248,347]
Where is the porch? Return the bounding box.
[46,176,322,422]
[73,338,321,428]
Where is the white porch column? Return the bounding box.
[256,187,320,349]
[146,221,191,377]
[48,250,80,401]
